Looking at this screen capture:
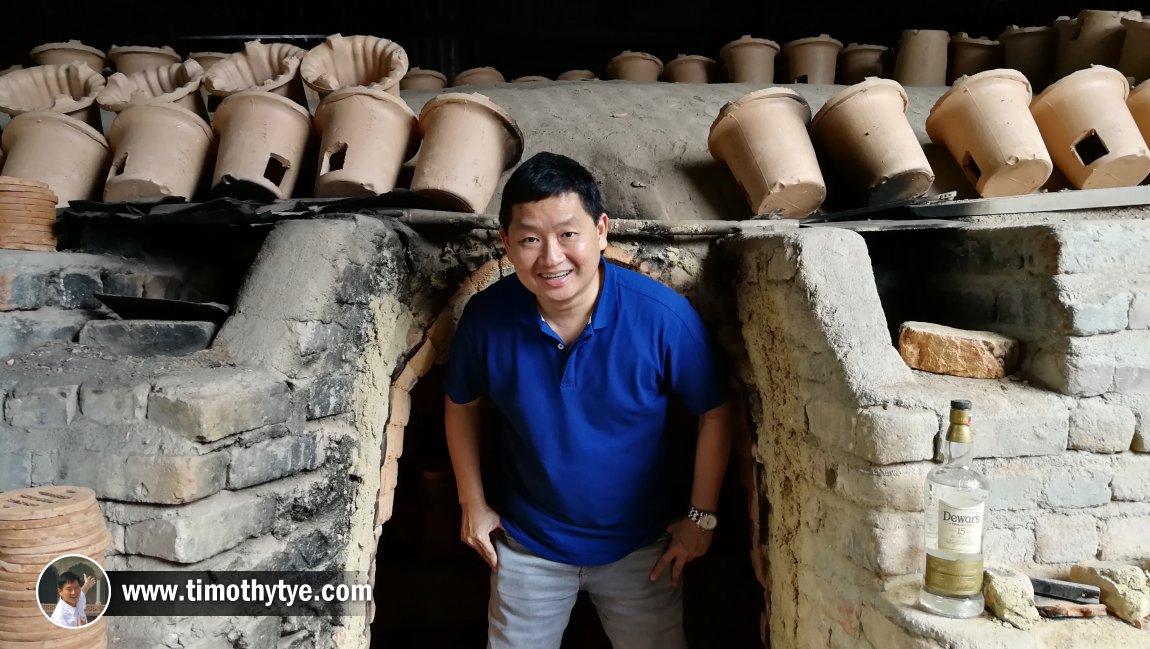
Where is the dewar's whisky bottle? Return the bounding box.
[919,399,990,618]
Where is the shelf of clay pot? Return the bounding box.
[301,34,409,97]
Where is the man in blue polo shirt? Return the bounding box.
[444,151,733,648]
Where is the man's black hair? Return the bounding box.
[57,571,81,589]
[498,152,605,231]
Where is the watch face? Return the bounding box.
[699,513,718,531]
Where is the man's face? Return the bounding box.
[58,580,81,607]
[500,192,608,309]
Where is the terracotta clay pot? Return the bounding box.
[949,33,1004,84]
[1031,66,1150,189]
[1128,80,1150,147]
[107,45,181,75]
[893,29,949,86]
[663,54,714,83]
[97,60,207,120]
[411,93,524,213]
[811,78,933,204]
[301,34,409,97]
[1054,10,1140,77]
[204,41,308,107]
[1,111,110,206]
[0,63,106,131]
[783,35,842,84]
[210,90,312,200]
[452,67,505,87]
[104,103,214,202]
[927,69,1052,196]
[1119,16,1150,84]
[998,26,1059,91]
[29,40,106,72]
[838,44,888,85]
[188,52,230,74]
[313,86,420,197]
[0,65,20,77]
[607,51,663,81]
[401,68,448,90]
[707,88,825,218]
[557,69,597,81]
[720,35,780,83]
[512,75,550,83]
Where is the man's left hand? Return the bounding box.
[648,517,713,587]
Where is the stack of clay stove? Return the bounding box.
[0,176,57,251]
[0,486,111,648]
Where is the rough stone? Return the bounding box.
[58,269,103,309]
[79,382,149,424]
[983,565,1040,630]
[897,321,1020,379]
[0,309,89,358]
[854,406,938,465]
[227,434,321,489]
[78,320,217,356]
[124,490,277,563]
[1129,288,1150,328]
[1069,399,1138,453]
[0,269,51,311]
[4,383,78,427]
[1035,513,1099,564]
[1069,562,1150,626]
[148,368,291,442]
[101,270,144,298]
[1054,273,1133,335]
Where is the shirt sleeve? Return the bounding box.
[442,300,488,405]
[664,303,728,415]
[50,601,70,626]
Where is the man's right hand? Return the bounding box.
[461,501,503,571]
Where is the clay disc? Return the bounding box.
[0,488,97,522]
[0,242,56,252]
[0,525,110,552]
[0,176,51,190]
[0,214,56,226]
[0,233,56,246]
[0,508,102,531]
[0,190,56,202]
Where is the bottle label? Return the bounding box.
[937,501,984,553]
[924,554,984,596]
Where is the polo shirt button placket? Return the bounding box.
[557,343,564,350]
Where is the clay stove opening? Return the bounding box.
[323,143,349,174]
[372,258,765,648]
[111,152,129,177]
[1073,129,1109,167]
[263,154,290,187]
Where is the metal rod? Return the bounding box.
[387,209,797,237]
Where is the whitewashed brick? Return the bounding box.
[1035,513,1099,564]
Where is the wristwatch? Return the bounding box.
[687,505,718,531]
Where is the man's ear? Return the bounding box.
[498,228,510,250]
[597,213,609,249]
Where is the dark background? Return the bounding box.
[0,1,1121,80]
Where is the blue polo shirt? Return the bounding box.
[443,258,727,566]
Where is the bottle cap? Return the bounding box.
[951,399,972,410]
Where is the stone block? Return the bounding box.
[833,461,930,512]
[1111,454,1150,502]
[1044,468,1111,508]
[227,434,320,489]
[143,274,181,300]
[148,369,291,442]
[1035,513,1100,564]
[1054,274,1133,336]
[58,450,228,504]
[388,386,411,427]
[854,406,938,465]
[983,566,1040,630]
[290,320,345,357]
[984,460,1045,511]
[0,452,31,490]
[898,321,1021,379]
[0,269,51,311]
[4,384,78,427]
[79,382,149,424]
[974,394,1070,459]
[58,269,102,309]
[1129,290,1150,329]
[984,528,1036,565]
[79,320,217,356]
[101,270,144,297]
[124,490,276,563]
[384,423,404,462]
[380,458,399,493]
[305,374,353,420]
[1099,516,1150,561]
[0,309,89,358]
[1069,399,1137,453]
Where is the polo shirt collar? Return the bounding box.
[509,255,618,330]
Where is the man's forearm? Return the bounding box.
[690,401,734,512]
[444,396,487,506]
